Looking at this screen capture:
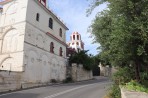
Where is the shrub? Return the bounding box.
[105,67,134,98]
[112,67,135,85]
[108,84,121,98]
[124,80,148,93]
[69,50,94,71]
[140,71,148,80]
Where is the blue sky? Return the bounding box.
[48,0,107,55]
[0,0,107,55]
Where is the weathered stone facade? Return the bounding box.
[0,0,68,92]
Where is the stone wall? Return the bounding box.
[71,63,93,81]
[121,88,148,98]
[0,71,22,92]
[99,64,117,77]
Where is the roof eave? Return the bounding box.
[34,0,69,30]
[0,0,13,5]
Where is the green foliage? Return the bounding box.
[88,0,148,95]
[140,71,148,81]
[88,0,148,81]
[108,84,121,98]
[124,80,148,93]
[112,67,135,85]
[105,66,134,98]
[69,50,94,70]
[140,71,148,87]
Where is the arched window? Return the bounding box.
[59,28,62,37]
[50,42,54,53]
[36,13,40,21]
[76,42,79,45]
[59,47,63,56]
[73,35,75,40]
[77,35,79,40]
[49,18,53,29]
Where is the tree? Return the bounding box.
[69,50,94,71]
[88,0,148,81]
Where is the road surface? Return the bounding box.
[0,77,111,98]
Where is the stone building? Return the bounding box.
[67,32,84,52]
[0,0,68,91]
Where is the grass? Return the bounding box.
[123,80,148,93]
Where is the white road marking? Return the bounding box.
[44,83,98,98]
[0,82,110,98]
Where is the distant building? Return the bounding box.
[67,32,84,53]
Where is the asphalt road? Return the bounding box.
[0,76,111,98]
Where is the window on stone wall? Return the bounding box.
[50,42,54,53]
[36,13,40,21]
[49,18,53,29]
[59,28,62,37]
[59,47,63,56]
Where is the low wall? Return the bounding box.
[0,71,22,92]
[121,87,148,98]
[99,64,117,77]
[71,63,93,81]
[0,71,50,93]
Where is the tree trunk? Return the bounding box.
[135,61,141,82]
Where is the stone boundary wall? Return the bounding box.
[71,63,93,81]
[99,64,117,77]
[0,71,50,93]
[121,87,148,98]
[0,71,22,92]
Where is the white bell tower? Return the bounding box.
[67,32,84,52]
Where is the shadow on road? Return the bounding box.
[51,76,110,87]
